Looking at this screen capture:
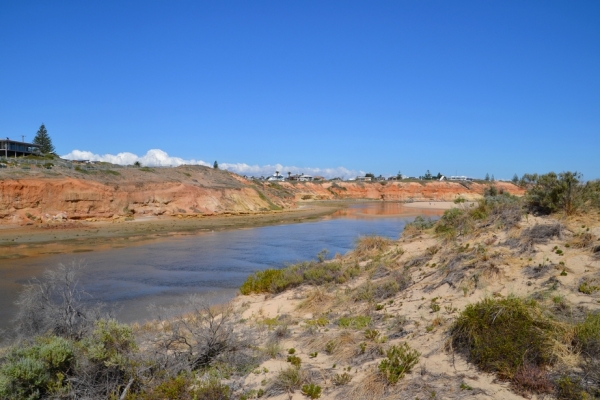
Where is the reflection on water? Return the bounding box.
[0,203,442,331]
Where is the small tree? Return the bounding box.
[485,173,490,181]
[423,170,433,180]
[33,123,55,154]
[133,161,141,167]
[365,172,375,178]
[14,262,102,339]
[397,171,402,179]
[213,161,219,169]
[512,174,519,184]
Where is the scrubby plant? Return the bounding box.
[522,171,600,215]
[338,315,371,329]
[0,336,74,400]
[450,296,559,379]
[404,215,435,232]
[240,260,359,295]
[269,366,305,394]
[301,383,322,399]
[325,340,338,354]
[377,342,420,384]
[287,355,302,368]
[332,372,353,385]
[578,279,600,295]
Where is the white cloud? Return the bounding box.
[61,149,362,179]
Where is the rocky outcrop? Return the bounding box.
[0,164,524,224]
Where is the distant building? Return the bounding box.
[356,176,372,181]
[266,173,285,181]
[298,174,313,182]
[0,138,41,158]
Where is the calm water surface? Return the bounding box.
[0,203,442,330]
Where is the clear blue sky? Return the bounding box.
[1,1,598,179]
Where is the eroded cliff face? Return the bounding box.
[276,180,525,202]
[0,164,524,225]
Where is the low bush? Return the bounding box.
[268,366,305,394]
[332,372,352,385]
[377,342,420,384]
[301,383,322,399]
[450,296,558,379]
[435,208,472,238]
[404,216,435,232]
[578,279,600,295]
[240,261,358,295]
[0,336,74,400]
[130,373,230,400]
[575,312,600,357]
[338,316,371,329]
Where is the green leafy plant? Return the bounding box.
[364,329,380,340]
[0,336,74,400]
[338,315,371,329]
[325,340,337,354]
[332,372,352,386]
[287,355,302,368]
[377,342,420,384]
[301,384,322,399]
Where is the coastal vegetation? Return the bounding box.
[1,171,599,399]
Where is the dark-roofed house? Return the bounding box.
[0,138,41,158]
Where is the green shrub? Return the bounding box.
[523,171,594,215]
[194,376,231,400]
[555,375,587,400]
[575,313,600,356]
[578,280,600,295]
[240,261,356,295]
[332,372,352,385]
[435,208,470,238]
[271,367,304,393]
[0,336,74,400]
[83,319,137,365]
[301,383,322,399]
[239,269,284,295]
[450,297,557,378]
[131,374,193,400]
[287,355,302,368]
[338,316,371,329]
[405,215,435,231]
[377,342,420,384]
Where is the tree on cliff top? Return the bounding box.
[33,124,55,154]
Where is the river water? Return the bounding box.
[0,202,442,332]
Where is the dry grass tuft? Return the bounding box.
[304,330,362,363]
[346,371,387,400]
[354,235,393,258]
[297,287,334,313]
[568,232,596,249]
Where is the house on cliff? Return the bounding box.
[0,138,41,158]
